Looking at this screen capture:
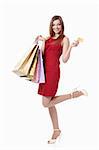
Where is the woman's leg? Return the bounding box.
[48,106,61,139]
[48,106,59,129]
[42,96,61,139]
[42,90,86,108]
[42,90,87,140]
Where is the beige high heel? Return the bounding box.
[48,129,61,144]
[70,88,88,99]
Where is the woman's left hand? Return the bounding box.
[71,40,79,48]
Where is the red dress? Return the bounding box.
[38,37,63,97]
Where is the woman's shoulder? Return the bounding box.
[61,35,69,46]
[63,35,69,42]
[45,36,50,40]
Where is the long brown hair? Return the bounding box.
[49,15,64,39]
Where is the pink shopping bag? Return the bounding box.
[32,49,45,83]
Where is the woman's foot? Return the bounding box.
[48,129,61,144]
[71,89,88,99]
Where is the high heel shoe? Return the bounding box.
[48,129,61,144]
[70,88,88,99]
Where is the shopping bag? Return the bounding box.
[13,44,39,77]
[26,48,39,80]
[32,49,45,83]
[31,50,40,82]
[39,48,45,83]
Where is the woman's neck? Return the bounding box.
[53,34,60,39]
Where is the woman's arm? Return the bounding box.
[62,37,79,63]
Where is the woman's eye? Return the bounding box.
[53,24,61,26]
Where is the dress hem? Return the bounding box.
[38,92,56,97]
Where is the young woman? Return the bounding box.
[35,15,87,144]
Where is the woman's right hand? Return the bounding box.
[35,35,45,42]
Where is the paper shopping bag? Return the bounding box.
[32,49,45,83]
[13,44,39,77]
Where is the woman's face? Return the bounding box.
[52,19,62,35]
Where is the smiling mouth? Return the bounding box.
[54,29,60,31]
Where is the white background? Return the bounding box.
[0,0,99,150]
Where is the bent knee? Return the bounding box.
[42,96,52,107]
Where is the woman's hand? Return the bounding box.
[35,35,45,42]
[34,35,46,54]
[70,40,79,48]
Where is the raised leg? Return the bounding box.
[42,89,88,108]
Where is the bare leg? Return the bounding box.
[46,90,86,108]
[42,90,87,142]
[48,106,59,129]
[48,106,61,139]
